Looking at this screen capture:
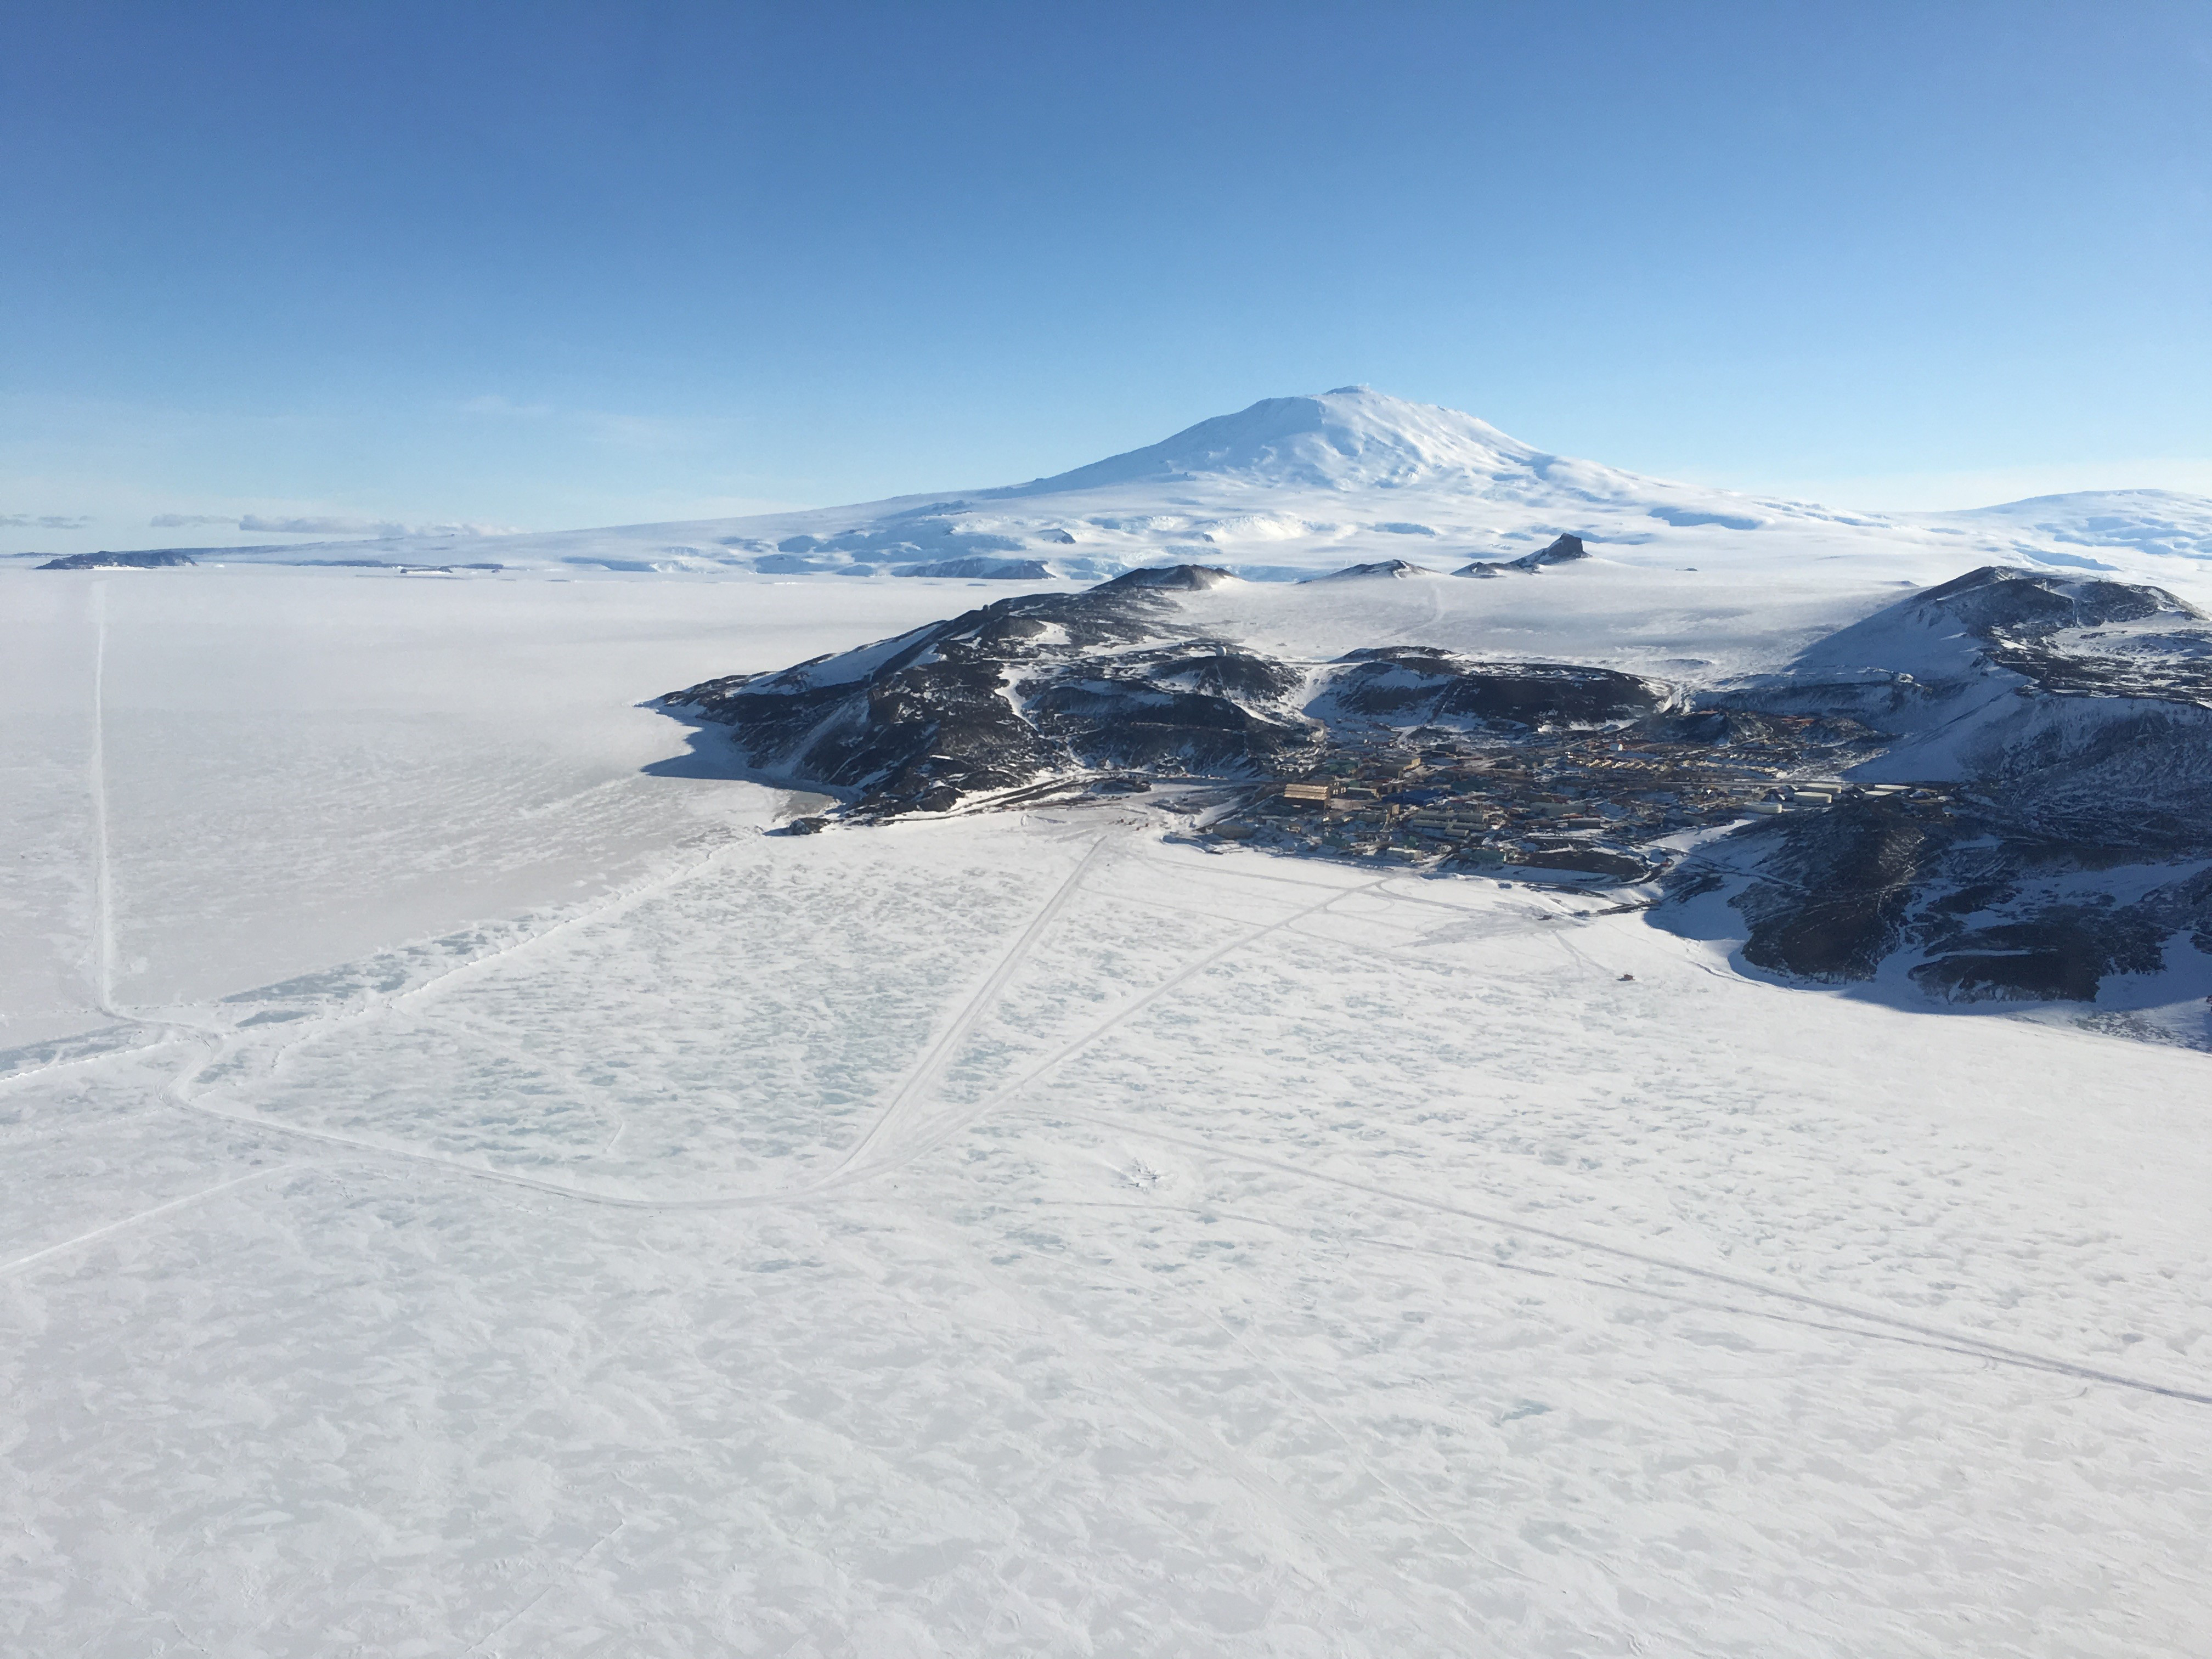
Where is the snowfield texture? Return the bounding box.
[5,393,2212,1655]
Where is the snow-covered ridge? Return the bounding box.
[40,387,2212,595]
[1926,488,2212,565]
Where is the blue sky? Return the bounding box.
[4,0,2209,552]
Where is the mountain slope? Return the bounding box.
[53,387,2212,595]
[1922,488,2212,564]
[985,386,1550,494]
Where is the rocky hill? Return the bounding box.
[37,549,197,569]
[663,560,2212,1035]
[1672,567,2212,1012]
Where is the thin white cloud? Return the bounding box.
[146,512,524,538]
[1,512,92,529]
[239,514,407,536]
[457,393,718,452]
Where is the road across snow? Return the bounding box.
[3,567,2208,1657]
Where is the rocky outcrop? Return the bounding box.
[1724,800,1951,981]
[1655,567,2212,1008]
[39,549,196,569]
[660,569,1318,816]
[1097,564,1239,591]
[1301,559,1436,582]
[1319,648,1671,729]
[1455,532,1589,577]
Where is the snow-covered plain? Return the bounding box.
[5,558,2210,1657]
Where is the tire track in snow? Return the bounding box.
[459,1514,629,1657]
[42,606,766,1103]
[137,862,1386,1214]
[816,871,1393,1193]
[185,827,753,1103]
[159,822,1107,1205]
[0,1164,291,1280]
[1109,879,1585,963]
[1045,1196,2175,1397]
[108,830,765,1205]
[110,834,2208,1408]
[0,1030,184,1093]
[39,825,759,1112]
[1379,573,1446,646]
[87,580,117,1018]
[826,833,1110,1180]
[1081,1121,2212,1409]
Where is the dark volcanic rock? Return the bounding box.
[1512,533,1588,569]
[1455,533,1589,577]
[893,556,1056,579]
[1902,857,2212,1005]
[1097,565,1238,591]
[1909,903,2168,1002]
[1029,642,1316,775]
[40,549,196,569]
[1913,565,2177,635]
[661,571,1317,816]
[1644,709,1887,749]
[1652,564,2212,1008]
[1724,800,1949,981]
[1302,560,1435,582]
[1325,648,1668,729]
[1891,566,2212,707]
[1667,780,2212,1008]
[1513,842,1655,882]
[1790,565,2212,713]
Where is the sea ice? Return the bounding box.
[4,565,2208,1657]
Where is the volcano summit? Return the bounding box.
[63,387,2212,583]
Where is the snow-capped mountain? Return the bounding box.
[55,387,2212,587]
[988,386,1554,494]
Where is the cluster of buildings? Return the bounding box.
[1190,721,1950,880]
